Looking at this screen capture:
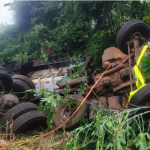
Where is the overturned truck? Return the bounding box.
[53,19,150,130]
[0,19,150,134]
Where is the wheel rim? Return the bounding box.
[130,31,142,41]
[61,102,77,120]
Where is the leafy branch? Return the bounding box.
[140,56,150,79]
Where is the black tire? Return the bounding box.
[130,84,150,105]
[116,19,149,54]
[54,95,89,130]
[0,69,13,93]
[12,79,31,92]
[12,111,47,134]
[12,75,35,89]
[0,102,38,131]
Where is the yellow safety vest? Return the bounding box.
[128,45,148,105]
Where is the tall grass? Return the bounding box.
[65,107,150,150]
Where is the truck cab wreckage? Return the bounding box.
[0,19,150,134]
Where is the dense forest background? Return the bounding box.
[0,1,150,67]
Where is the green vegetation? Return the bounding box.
[65,107,150,150]
[1,1,150,66]
[38,90,63,127]
[141,56,150,78]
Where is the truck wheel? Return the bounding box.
[0,69,13,93]
[116,19,149,54]
[0,102,38,132]
[12,79,31,92]
[11,111,47,134]
[0,94,19,113]
[12,75,35,89]
[130,83,150,106]
[54,95,89,130]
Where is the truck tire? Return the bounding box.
[0,102,38,132]
[12,79,31,92]
[0,69,13,93]
[130,83,150,106]
[11,111,47,134]
[116,19,149,54]
[12,75,35,89]
[54,95,89,130]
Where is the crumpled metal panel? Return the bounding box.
[108,96,123,110]
[98,97,108,108]
[102,47,127,64]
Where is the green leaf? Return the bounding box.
[77,77,86,82]
[77,84,86,96]
[133,133,147,149]
[67,64,76,70]
[71,72,79,78]
[143,70,150,78]
[140,56,150,78]
[59,76,72,83]
[116,142,123,150]
[64,85,71,93]
[27,89,36,94]
[96,140,100,150]
[106,143,113,150]
[106,120,112,129]
[37,102,43,112]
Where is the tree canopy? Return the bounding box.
[0,1,150,66]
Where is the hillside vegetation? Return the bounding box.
[0,1,150,67]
